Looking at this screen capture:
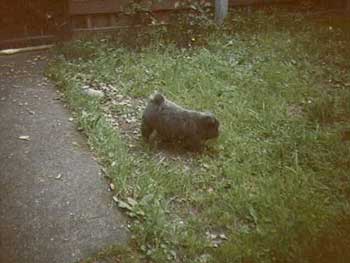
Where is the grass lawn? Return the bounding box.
[48,8,350,263]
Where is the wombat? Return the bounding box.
[141,92,219,150]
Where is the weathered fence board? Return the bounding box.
[69,0,294,16]
[69,0,179,15]
[230,0,292,6]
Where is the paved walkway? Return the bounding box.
[0,51,128,263]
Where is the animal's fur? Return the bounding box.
[141,92,219,150]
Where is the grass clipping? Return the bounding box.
[48,9,350,263]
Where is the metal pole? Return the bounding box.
[215,0,228,24]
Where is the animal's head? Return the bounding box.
[200,113,220,140]
[149,91,165,105]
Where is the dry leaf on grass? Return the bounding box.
[18,135,30,141]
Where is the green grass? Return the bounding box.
[48,8,350,263]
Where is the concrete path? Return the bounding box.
[0,51,128,263]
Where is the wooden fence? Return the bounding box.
[2,0,348,48]
[68,0,294,33]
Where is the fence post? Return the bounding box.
[215,0,228,24]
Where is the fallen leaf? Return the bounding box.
[210,233,217,240]
[82,88,104,98]
[127,197,138,207]
[219,233,228,240]
[113,196,119,203]
[109,183,116,191]
[117,200,133,211]
[136,210,145,217]
[18,135,30,141]
[202,163,210,169]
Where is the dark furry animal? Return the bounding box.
[141,92,220,150]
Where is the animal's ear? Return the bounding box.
[150,92,164,105]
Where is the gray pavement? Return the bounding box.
[0,51,128,263]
